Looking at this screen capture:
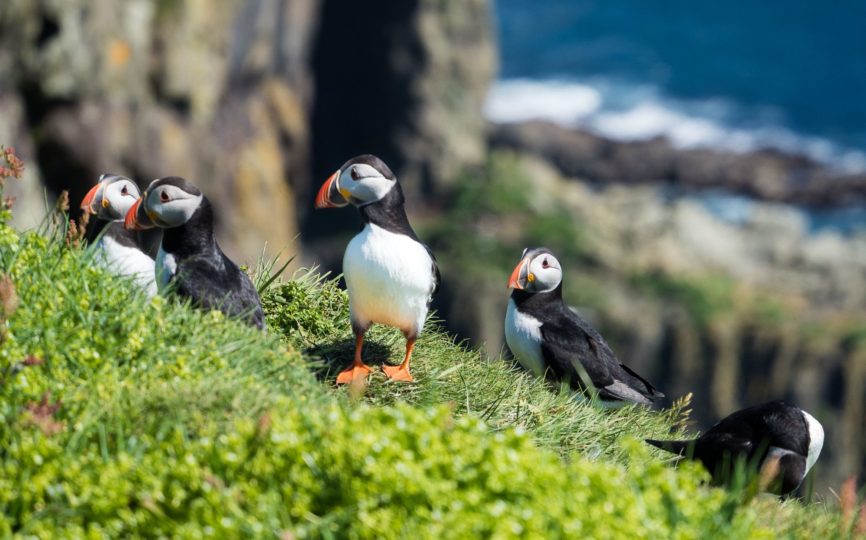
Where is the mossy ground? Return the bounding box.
[0,214,851,538]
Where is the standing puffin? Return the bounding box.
[80,174,157,297]
[315,154,439,384]
[505,247,663,405]
[124,176,265,329]
[646,401,824,494]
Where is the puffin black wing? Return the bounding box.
[539,306,663,405]
[646,432,754,469]
[171,251,265,329]
[709,400,810,456]
[426,244,440,301]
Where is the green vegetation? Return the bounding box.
[423,152,619,328]
[630,271,737,328]
[0,153,852,537]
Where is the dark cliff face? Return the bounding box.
[310,0,421,186]
[303,0,495,266]
[0,0,495,264]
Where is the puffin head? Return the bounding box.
[124,176,203,230]
[80,174,142,221]
[507,247,563,293]
[315,154,396,209]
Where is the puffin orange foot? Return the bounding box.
[336,363,373,385]
[382,364,414,382]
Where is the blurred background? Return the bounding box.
[1,0,864,492]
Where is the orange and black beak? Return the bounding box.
[507,256,534,289]
[80,182,105,214]
[314,170,349,209]
[124,196,154,230]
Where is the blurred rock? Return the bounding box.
[0,0,496,265]
[309,0,495,199]
[490,120,866,207]
[0,0,320,266]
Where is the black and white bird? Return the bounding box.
[315,154,439,384]
[80,174,157,297]
[505,247,663,405]
[646,401,824,495]
[124,176,264,329]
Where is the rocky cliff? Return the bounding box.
[0,0,495,264]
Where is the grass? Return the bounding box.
[262,272,692,465]
[0,175,856,536]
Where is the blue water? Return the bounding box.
[493,0,866,166]
[693,192,866,234]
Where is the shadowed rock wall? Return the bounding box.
[0,0,319,264]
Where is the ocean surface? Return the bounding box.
[487,0,866,173]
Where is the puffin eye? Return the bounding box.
[160,190,170,202]
[350,167,360,180]
[542,258,550,269]
[120,185,129,196]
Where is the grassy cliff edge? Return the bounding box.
[0,208,850,536]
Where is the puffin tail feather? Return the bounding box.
[645,439,692,456]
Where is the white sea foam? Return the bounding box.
[483,79,602,124]
[485,78,866,173]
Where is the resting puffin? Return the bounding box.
[505,247,663,405]
[80,174,157,297]
[315,154,439,384]
[124,176,265,329]
[646,401,824,494]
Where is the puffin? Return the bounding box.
[124,176,265,329]
[314,154,439,384]
[646,400,824,495]
[80,174,157,297]
[505,247,663,405]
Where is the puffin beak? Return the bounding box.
[314,170,349,209]
[80,182,104,214]
[124,197,154,230]
[507,257,533,289]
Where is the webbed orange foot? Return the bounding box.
[336,362,373,385]
[382,364,414,382]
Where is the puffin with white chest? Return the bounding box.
[505,247,663,405]
[646,400,824,495]
[124,176,265,329]
[80,174,157,297]
[315,154,439,384]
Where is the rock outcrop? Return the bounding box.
[491,120,866,207]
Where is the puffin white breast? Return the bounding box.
[99,236,157,298]
[343,223,434,334]
[155,245,178,292]
[504,298,545,377]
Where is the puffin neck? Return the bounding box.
[357,183,420,241]
[103,221,140,249]
[511,283,564,311]
[159,197,217,256]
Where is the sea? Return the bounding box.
[487,0,866,174]
[484,3,862,481]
